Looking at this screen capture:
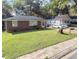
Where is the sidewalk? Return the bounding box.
[17,38,77,59]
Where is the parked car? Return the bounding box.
[53,24,68,29]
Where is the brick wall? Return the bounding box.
[5,21,42,32]
[5,21,12,32]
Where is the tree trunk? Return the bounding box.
[59,28,64,34]
[58,10,64,34]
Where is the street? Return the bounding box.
[61,50,77,59]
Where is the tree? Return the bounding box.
[74,0,77,5]
[2,0,12,18]
[11,0,52,18]
[49,0,69,15]
[12,0,41,16]
[49,0,69,34]
[66,0,77,16]
[49,0,77,34]
[69,4,77,16]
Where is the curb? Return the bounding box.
[61,49,77,59]
[49,44,76,59]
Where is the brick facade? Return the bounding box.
[5,21,12,32]
[5,21,42,32]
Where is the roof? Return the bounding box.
[55,14,70,21]
[3,16,45,21]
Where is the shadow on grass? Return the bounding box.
[62,33,69,35]
[12,28,53,35]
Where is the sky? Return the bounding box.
[6,0,12,2]
[5,0,13,5]
[5,0,76,6]
[7,0,14,2]
[6,0,50,5]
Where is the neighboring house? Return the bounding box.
[46,15,77,28]
[47,14,70,28]
[54,14,70,26]
[2,16,47,32]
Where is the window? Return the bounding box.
[29,21,37,26]
[12,20,18,27]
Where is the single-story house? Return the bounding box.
[2,16,47,32]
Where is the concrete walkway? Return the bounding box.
[17,38,77,59]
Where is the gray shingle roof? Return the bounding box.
[3,16,45,21]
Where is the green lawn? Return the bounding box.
[2,29,76,59]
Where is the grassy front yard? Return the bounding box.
[2,29,76,59]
